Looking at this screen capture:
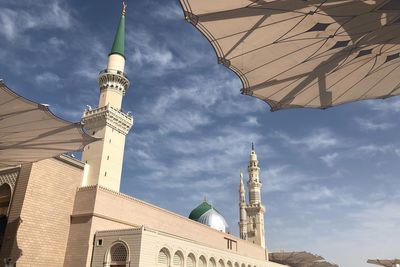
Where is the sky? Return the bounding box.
[1,1,399,266]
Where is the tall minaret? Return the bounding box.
[244,143,266,248]
[239,172,247,240]
[81,2,133,192]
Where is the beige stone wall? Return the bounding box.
[70,186,268,267]
[0,156,84,267]
[91,228,286,267]
[91,228,142,267]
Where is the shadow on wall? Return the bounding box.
[0,217,22,267]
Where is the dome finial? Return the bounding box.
[122,1,127,16]
[109,1,126,57]
[251,142,255,150]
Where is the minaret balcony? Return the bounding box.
[98,69,130,95]
[82,105,133,135]
[99,68,128,79]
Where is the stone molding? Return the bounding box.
[82,105,133,135]
[98,71,130,96]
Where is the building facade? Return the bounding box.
[0,3,286,267]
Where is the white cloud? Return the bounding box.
[274,129,339,151]
[292,185,333,202]
[153,2,183,20]
[0,10,17,41]
[35,72,61,85]
[356,144,393,156]
[127,29,186,76]
[0,2,73,41]
[366,98,400,113]
[263,165,320,193]
[354,117,394,131]
[48,37,66,49]
[242,116,260,127]
[320,152,338,167]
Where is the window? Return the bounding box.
[158,248,170,266]
[199,256,207,267]
[106,242,129,266]
[210,258,216,267]
[105,172,107,176]
[96,239,103,246]
[107,156,110,160]
[173,251,184,267]
[224,237,237,251]
[187,254,196,267]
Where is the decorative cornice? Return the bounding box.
[56,154,85,169]
[82,105,133,135]
[245,204,265,213]
[98,69,130,95]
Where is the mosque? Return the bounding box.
[0,3,286,267]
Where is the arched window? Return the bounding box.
[234,263,239,267]
[210,257,217,267]
[241,264,246,267]
[158,248,170,266]
[199,256,207,267]
[173,251,184,267]
[219,259,225,267]
[105,242,129,267]
[227,261,233,267]
[187,253,196,267]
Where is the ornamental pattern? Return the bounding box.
[0,169,19,191]
[82,105,133,135]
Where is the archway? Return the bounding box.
[105,242,130,267]
[158,248,170,267]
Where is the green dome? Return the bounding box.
[189,201,212,221]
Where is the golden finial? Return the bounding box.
[122,1,127,16]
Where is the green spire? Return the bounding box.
[109,2,126,57]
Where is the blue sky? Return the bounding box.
[1,1,400,266]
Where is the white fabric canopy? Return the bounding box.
[269,251,338,267]
[0,81,97,168]
[368,259,400,267]
[180,0,400,110]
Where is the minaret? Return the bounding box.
[239,172,247,240]
[81,2,133,192]
[244,143,266,248]
[248,143,261,204]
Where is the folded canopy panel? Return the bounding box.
[0,81,97,168]
[368,259,400,267]
[180,0,400,111]
[269,251,338,267]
